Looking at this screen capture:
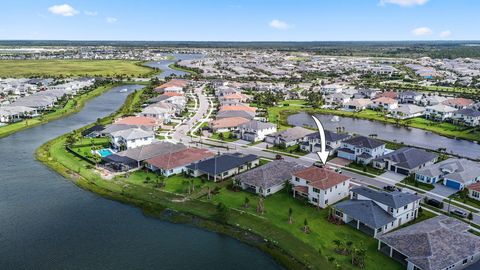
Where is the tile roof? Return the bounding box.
[237,120,276,131]
[268,126,315,142]
[162,92,184,97]
[117,141,187,162]
[305,130,351,143]
[468,182,480,192]
[110,128,154,140]
[219,105,257,113]
[293,166,350,190]
[455,108,480,117]
[155,79,189,90]
[343,136,385,149]
[216,110,255,120]
[416,158,480,183]
[115,116,159,126]
[334,200,396,229]
[374,147,438,170]
[443,97,474,107]
[210,117,250,129]
[186,152,259,175]
[378,215,480,270]
[236,160,306,190]
[145,148,214,170]
[373,97,397,104]
[351,186,421,208]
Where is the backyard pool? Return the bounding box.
[97,148,114,157]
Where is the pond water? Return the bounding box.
[287,112,480,159]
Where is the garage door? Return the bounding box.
[396,168,410,175]
[445,180,461,190]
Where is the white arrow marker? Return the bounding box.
[311,115,329,165]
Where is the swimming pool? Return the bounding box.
[97,148,114,157]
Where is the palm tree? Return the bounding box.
[303,218,309,233]
[243,197,250,208]
[287,207,294,224]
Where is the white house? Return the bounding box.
[109,128,155,150]
[333,186,421,237]
[415,158,480,190]
[337,136,386,164]
[370,97,398,111]
[425,104,457,121]
[233,120,277,142]
[453,108,480,127]
[389,105,425,120]
[291,166,351,208]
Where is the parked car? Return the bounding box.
[450,209,468,218]
[424,198,444,209]
[275,154,284,160]
[384,185,397,192]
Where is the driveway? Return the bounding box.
[431,184,459,197]
[375,171,406,184]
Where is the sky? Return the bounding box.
[0,0,478,41]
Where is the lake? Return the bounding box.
[0,84,281,270]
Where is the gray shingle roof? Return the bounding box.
[117,141,186,162]
[268,126,315,143]
[238,120,276,131]
[235,160,306,189]
[416,158,480,183]
[456,108,480,117]
[352,186,421,208]
[216,110,255,120]
[334,200,396,229]
[374,147,438,170]
[305,130,351,143]
[378,215,480,270]
[186,152,258,175]
[343,136,385,149]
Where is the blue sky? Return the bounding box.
[0,0,477,41]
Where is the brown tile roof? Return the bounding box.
[210,117,250,129]
[146,148,214,170]
[377,91,398,99]
[442,98,474,107]
[468,182,480,192]
[222,93,248,100]
[373,97,397,104]
[219,105,257,113]
[162,92,184,97]
[115,116,159,126]
[155,79,189,90]
[293,166,350,190]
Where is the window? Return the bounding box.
[463,259,468,265]
[313,188,320,193]
[295,177,299,182]
[312,197,318,203]
[404,205,408,210]
[324,200,329,204]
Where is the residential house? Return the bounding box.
[218,93,249,106]
[299,130,351,154]
[333,186,421,237]
[154,79,189,93]
[425,104,457,121]
[291,166,351,208]
[321,84,343,94]
[415,158,480,190]
[216,110,255,120]
[324,93,351,108]
[376,91,398,100]
[398,91,423,104]
[145,148,215,177]
[443,98,475,109]
[468,182,480,202]
[0,106,37,123]
[210,117,250,133]
[420,95,448,106]
[390,105,425,119]
[219,104,257,114]
[109,128,155,150]
[370,97,398,111]
[265,126,315,147]
[372,147,438,175]
[343,99,372,112]
[235,160,306,196]
[337,136,386,164]
[114,116,160,131]
[114,141,187,168]
[378,215,480,270]
[233,120,277,142]
[454,108,480,126]
[186,152,260,182]
[140,103,176,122]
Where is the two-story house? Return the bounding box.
[453,108,480,127]
[333,186,421,238]
[299,130,351,155]
[233,120,277,142]
[291,166,350,208]
[337,136,386,164]
[398,91,423,104]
[370,97,398,111]
[109,128,155,151]
[425,104,457,121]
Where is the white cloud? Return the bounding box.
[412,27,433,36]
[84,11,98,16]
[380,0,429,7]
[106,17,118,23]
[48,4,78,16]
[439,30,452,38]
[269,19,291,30]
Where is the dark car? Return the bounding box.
[425,198,444,209]
[275,154,284,160]
[384,185,397,192]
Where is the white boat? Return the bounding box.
[331,115,340,122]
[119,88,128,93]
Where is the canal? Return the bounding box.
[144,53,203,79]
[0,84,281,270]
[287,112,480,159]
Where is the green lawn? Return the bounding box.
[207,187,403,270]
[267,144,308,157]
[0,59,154,78]
[399,176,435,192]
[449,192,480,213]
[346,162,385,176]
[210,131,239,142]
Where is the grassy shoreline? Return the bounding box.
[269,101,480,143]
[0,83,123,139]
[168,63,199,75]
[35,90,402,270]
